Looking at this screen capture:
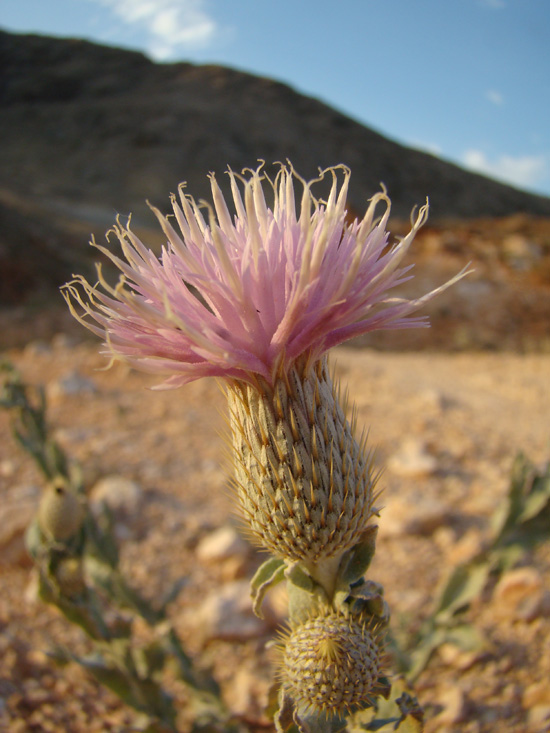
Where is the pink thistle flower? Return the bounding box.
[62,163,468,388]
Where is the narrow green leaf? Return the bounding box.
[24,519,43,561]
[443,623,485,653]
[518,483,550,523]
[77,653,140,707]
[433,560,491,622]
[162,626,220,696]
[250,557,286,618]
[158,577,187,615]
[362,717,401,731]
[285,563,315,592]
[406,628,447,681]
[491,452,532,539]
[338,525,378,588]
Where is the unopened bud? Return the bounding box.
[55,557,86,597]
[279,608,384,717]
[38,479,84,542]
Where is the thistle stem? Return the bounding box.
[304,554,342,603]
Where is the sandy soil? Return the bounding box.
[1,338,549,732]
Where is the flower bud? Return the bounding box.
[38,479,84,542]
[228,357,376,565]
[55,557,86,598]
[279,608,384,716]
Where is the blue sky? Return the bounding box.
[2,0,549,197]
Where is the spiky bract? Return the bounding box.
[279,608,384,717]
[228,357,376,564]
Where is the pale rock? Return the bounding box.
[218,555,249,581]
[502,234,541,270]
[53,426,96,446]
[493,567,543,620]
[438,643,486,671]
[225,663,269,718]
[416,388,446,413]
[47,370,97,401]
[433,525,456,551]
[0,459,16,477]
[447,528,485,565]
[51,333,79,350]
[90,475,144,518]
[24,569,40,604]
[434,686,468,725]
[23,340,51,356]
[196,525,249,564]
[197,580,266,641]
[380,496,451,538]
[523,680,550,709]
[527,705,550,730]
[387,438,437,478]
[0,484,40,566]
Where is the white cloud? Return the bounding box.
[411,140,443,156]
[91,0,221,59]
[462,149,547,190]
[486,89,504,106]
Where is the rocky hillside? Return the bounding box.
[1,29,550,309]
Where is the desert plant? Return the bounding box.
[60,162,471,731]
[394,451,550,683]
[1,361,241,733]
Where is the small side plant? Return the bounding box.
[392,451,550,683]
[1,361,242,733]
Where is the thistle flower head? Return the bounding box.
[278,608,385,717]
[63,162,467,388]
[228,357,378,565]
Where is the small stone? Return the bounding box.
[434,686,468,725]
[197,580,266,641]
[0,485,40,566]
[447,528,485,565]
[225,662,269,719]
[23,340,52,356]
[416,388,446,413]
[51,333,78,349]
[196,525,249,563]
[438,643,485,672]
[0,459,16,478]
[523,681,550,709]
[47,370,97,401]
[387,438,437,478]
[90,475,144,518]
[493,567,543,620]
[528,705,550,730]
[502,234,541,270]
[381,496,451,538]
[433,526,456,550]
[24,570,40,604]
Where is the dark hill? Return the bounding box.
[1,29,550,305]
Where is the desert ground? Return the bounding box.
[1,332,549,732]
